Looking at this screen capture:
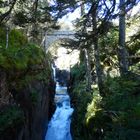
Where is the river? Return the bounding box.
[45,66,74,140]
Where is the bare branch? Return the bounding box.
[0,0,17,23]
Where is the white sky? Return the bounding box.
[58,7,81,30]
[58,2,140,29]
[129,3,140,16]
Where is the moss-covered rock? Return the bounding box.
[0,26,55,140]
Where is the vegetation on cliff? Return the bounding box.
[0,0,140,140]
[0,25,54,140]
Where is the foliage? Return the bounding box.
[0,27,39,70]
[35,67,51,84]
[71,55,140,140]
[0,26,28,48]
[71,81,92,140]
[98,28,119,77]
[0,43,45,71]
[127,25,140,74]
[0,0,17,23]
[86,90,102,122]
[0,25,52,92]
[12,0,58,43]
[0,26,6,46]
[70,59,91,139]
[0,25,53,139]
[15,66,51,90]
[130,62,140,75]
[0,31,56,140]
[85,76,140,140]
[71,62,86,84]
[9,29,28,48]
[0,106,24,133]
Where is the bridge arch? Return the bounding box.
[44,30,77,51]
[42,29,80,73]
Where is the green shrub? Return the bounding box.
[9,29,28,48]
[0,26,45,71]
[71,81,92,140]
[85,76,140,140]
[0,26,49,78]
[71,62,86,84]
[0,43,45,70]
[0,26,27,48]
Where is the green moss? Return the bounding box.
[9,29,28,48]
[0,25,53,138]
[35,69,51,84]
[0,26,27,48]
[130,62,140,74]
[0,43,45,70]
[0,26,46,70]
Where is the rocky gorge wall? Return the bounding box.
[0,63,55,140]
[0,26,56,140]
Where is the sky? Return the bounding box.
[58,2,140,29]
[58,7,81,30]
[47,0,140,30]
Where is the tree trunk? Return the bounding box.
[84,48,92,90]
[92,38,105,96]
[31,0,39,43]
[118,0,129,76]
[81,3,92,90]
[91,3,105,97]
[6,27,9,49]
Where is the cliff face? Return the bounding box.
[18,80,55,140]
[0,69,10,107]
[0,66,54,140]
[0,27,55,140]
[0,65,55,140]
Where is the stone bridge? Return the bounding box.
[42,30,76,51]
[41,29,80,74]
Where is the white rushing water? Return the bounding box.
[45,66,74,140]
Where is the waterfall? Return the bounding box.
[52,63,56,82]
[45,65,74,140]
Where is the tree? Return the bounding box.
[0,0,58,44]
[44,0,140,96]
[52,0,116,96]
[82,0,116,96]
[80,3,92,91]
[13,0,54,43]
[118,0,140,75]
[118,0,129,75]
[90,1,105,96]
